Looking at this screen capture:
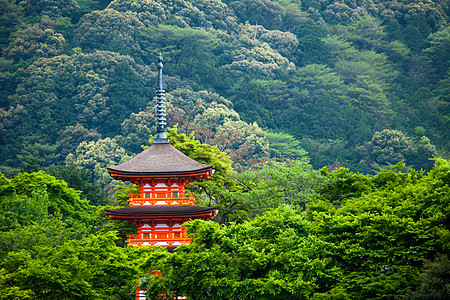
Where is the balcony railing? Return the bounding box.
[128,193,196,206]
[126,234,191,247]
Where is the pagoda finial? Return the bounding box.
[154,53,169,143]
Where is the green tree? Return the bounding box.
[264,130,308,160]
[356,129,438,173]
[0,231,149,299]
[47,164,109,206]
[229,0,286,30]
[406,254,450,300]
[3,19,66,62]
[0,0,24,51]
[65,137,131,191]
[287,63,376,146]
[0,51,152,168]
[56,123,101,158]
[0,171,95,230]
[21,0,82,20]
[226,159,331,219]
[423,25,450,77]
[309,159,450,299]
[73,8,145,59]
[141,25,222,90]
[143,206,328,299]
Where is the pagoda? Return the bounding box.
[104,55,216,251]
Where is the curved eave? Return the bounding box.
[104,206,217,219]
[107,143,213,178]
[107,212,215,219]
[107,168,213,179]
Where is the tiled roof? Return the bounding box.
[104,205,216,217]
[107,142,212,176]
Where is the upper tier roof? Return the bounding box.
[107,142,212,176]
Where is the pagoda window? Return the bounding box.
[155,183,168,190]
[143,233,150,239]
[145,192,151,198]
[172,192,178,197]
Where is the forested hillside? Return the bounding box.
[0,0,448,176]
[0,0,449,299]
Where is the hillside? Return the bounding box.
[0,0,449,178]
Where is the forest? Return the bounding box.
[0,0,449,299]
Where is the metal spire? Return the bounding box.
[154,53,169,143]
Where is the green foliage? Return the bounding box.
[406,254,450,299]
[308,159,450,298]
[424,25,450,77]
[143,206,326,299]
[141,25,222,89]
[143,159,449,299]
[21,0,82,21]
[1,0,447,174]
[166,126,234,198]
[0,2,448,298]
[0,171,95,230]
[0,0,24,51]
[356,129,438,173]
[162,88,271,169]
[141,159,449,299]
[227,159,330,219]
[74,8,145,59]
[65,137,132,191]
[75,0,110,13]
[0,50,152,168]
[56,123,101,158]
[0,216,89,260]
[4,19,66,62]
[230,0,287,30]
[47,164,109,206]
[0,231,148,299]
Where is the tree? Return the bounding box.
[263,130,308,160]
[73,8,145,59]
[140,25,222,90]
[225,159,331,219]
[220,23,295,80]
[0,0,24,51]
[109,0,237,31]
[143,206,328,299]
[21,0,82,20]
[229,0,286,30]
[3,19,66,62]
[0,231,150,299]
[287,63,376,146]
[423,25,450,77]
[406,254,450,299]
[309,159,450,299]
[56,123,101,158]
[0,51,152,168]
[141,159,450,299]
[0,171,95,230]
[356,129,438,173]
[163,88,270,170]
[47,164,109,206]
[65,137,131,191]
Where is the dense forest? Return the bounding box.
[0,0,449,299]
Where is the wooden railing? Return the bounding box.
[128,193,196,206]
[126,234,191,247]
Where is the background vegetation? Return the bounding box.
[0,0,449,299]
[0,0,449,176]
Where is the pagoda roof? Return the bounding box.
[104,205,216,218]
[107,142,212,176]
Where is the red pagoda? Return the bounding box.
[104,55,216,251]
